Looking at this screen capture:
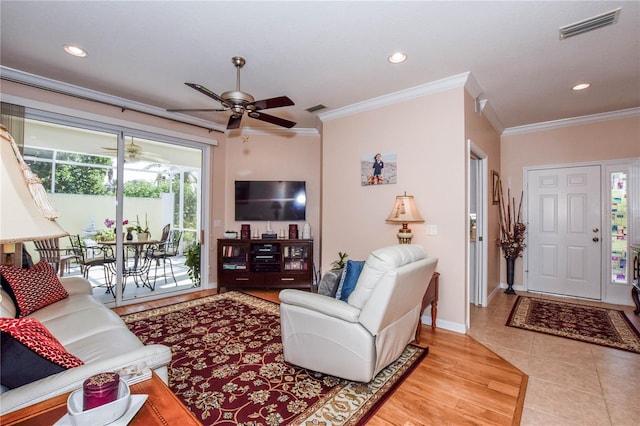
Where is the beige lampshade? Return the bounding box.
[1,125,68,243]
[385,192,424,224]
[386,192,424,244]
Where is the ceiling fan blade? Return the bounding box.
[139,155,169,164]
[167,108,228,112]
[227,114,243,130]
[248,111,296,128]
[251,96,295,110]
[185,83,230,108]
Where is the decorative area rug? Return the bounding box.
[506,296,640,354]
[122,292,427,425]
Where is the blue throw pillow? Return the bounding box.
[335,260,365,302]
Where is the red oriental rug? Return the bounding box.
[122,292,427,425]
[506,296,640,354]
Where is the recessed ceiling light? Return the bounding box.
[64,45,88,57]
[388,52,407,64]
[572,83,591,91]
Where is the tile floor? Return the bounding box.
[469,291,640,426]
[68,255,198,304]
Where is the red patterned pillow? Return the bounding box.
[0,261,68,317]
[0,317,84,388]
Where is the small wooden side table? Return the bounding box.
[0,372,200,426]
[415,272,440,343]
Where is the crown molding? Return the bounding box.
[230,126,320,137]
[502,107,640,136]
[0,66,319,137]
[318,72,471,122]
[465,72,505,135]
[1,92,221,146]
[0,66,229,133]
[317,71,506,135]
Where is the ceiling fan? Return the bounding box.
[168,56,296,130]
[102,138,167,163]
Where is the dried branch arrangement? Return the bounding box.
[498,181,526,259]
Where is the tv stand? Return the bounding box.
[217,238,313,292]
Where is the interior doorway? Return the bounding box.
[468,141,488,308]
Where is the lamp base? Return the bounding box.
[397,229,413,244]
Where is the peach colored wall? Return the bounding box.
[212,132,321,279]
[209,134,228,284]
[501,116,640,193]
[463,91,502,299]
[321,87,468,330]
[501,115,640,287]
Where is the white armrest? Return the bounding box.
[59,276,93,296]
[279,289,361,323]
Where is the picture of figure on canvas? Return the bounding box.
[361,152,397,186]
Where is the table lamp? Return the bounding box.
[385,192,424,244]
[1,125,67,255]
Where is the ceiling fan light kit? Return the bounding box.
[168,56,296,130]
[102,138,167,163]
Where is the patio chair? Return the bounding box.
[69,235,117,295]
[33,237,80,277]
[151,230,182,287]
[159,224,170,244]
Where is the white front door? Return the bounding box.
[527,165,602,299]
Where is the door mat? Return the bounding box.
[506,296,640,354]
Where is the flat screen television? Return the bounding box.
[235,180,306,221]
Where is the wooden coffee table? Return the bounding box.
[0,372,201,425]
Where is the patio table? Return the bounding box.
[100,240,160,291]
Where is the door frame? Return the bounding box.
[467,140,489,315]
[523,157,640,303]
[22,107,213,307]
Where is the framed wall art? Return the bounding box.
[361,152,397,186]
[492,170,500,205]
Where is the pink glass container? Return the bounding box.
[82,372,120,411]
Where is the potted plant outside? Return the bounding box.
[94,229,115,242]
[185,241,201,287]
[135,214,151,241]
[125,226,135,241]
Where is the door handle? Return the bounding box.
[593,237,600,242]
[593,228,599,233]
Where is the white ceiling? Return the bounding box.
[1,1,639,134]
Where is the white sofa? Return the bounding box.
[0,276,172,415]
[280,244,438,382]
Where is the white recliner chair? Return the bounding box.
[279,244,438,382]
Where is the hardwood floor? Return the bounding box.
[113,290,526,425]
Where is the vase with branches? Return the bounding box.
[498,182,526,294]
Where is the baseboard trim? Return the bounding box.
[421,314,466,334]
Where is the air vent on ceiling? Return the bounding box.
[559,7,621,39]
[305,104,327,113]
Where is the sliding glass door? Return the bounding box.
[22,117,204,306]
[117,133,203,302]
